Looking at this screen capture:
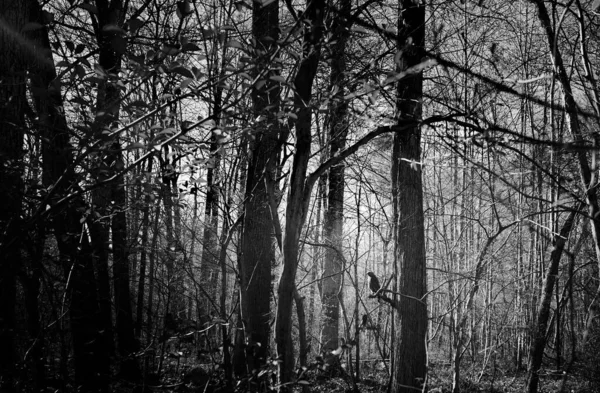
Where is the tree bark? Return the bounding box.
[390,1,428,392]
[136,158,154,338]
[90,0,139,377]
[0,1,28,389]
[530,1,600,382]
[320,0,351,353]
[527,205,579,393]
[275,0,325,389]
[235,0,281,375]
[24,1,112,390]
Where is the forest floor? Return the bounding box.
[311,366,600,393]
[150,355,600,393]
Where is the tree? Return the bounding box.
[320,0,352,353]
[0,0,28,389]
[235,0,281,375]
[26,0,111,388]
[390,1,428,392]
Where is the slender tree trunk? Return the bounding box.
[25,1,110,390]
[146,204,161,343]
[390,1,428,392]
[320,0,351,353]
[0,1,28,388]
[531,0,600,370]
[160,151,177,313]
[236,0,281,375]
[199,87,222,341]
[527,205,579,393]
[136,158,154,338]
[113,158,140,378]
[90,0,139,378]
[275,0,325,388]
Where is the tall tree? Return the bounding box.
[88,0,139,377]
[26,0,111,389]
[236,0,281,374]
[275,0,325,387]
[527,0,600,390]
[0,0,28,389]
[320,0,351,352]
[390,1,428,391]
[527,204,580,392]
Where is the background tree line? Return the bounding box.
[1,0,600,392]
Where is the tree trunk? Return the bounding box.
[91,0,139,377]
[275,0,325,389]
[235,0,281,374]
[113,159,140,378]
[25,1,111,390]
[320,0,351,353]
[390,1,428,392]
[526,205,579,393]
[530,1,600,381]
[146,204,161,343]
[199,87,222,344]
[0,1,28,389]
[136,158,154,338]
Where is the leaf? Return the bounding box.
[201,28,214,40]
[71,96,88,106]
[172,66,195,79]
[269,75,286,83]
[79,57,91,68]
[157,127,177,136]
[94,64,108,78]
[161,44,180,56]
[75,64,86,79]
[176,1,193,20]
[74,43,86,55]
[126,100,148,109]
[178,78,194,91]
[128,17,143,33]
[182,42,200,52]
[351,26,368,34]
[234,1,251,11]
[239,72,253,81]
[127,142,145,150]
[21,22,43,32]
[225,40,243,49]
[254,79,266,90]
[297,380,310,386]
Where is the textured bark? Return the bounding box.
[136,158,154,338]
[320,0,351,353]
[390,1,428,392]
[113,159,139,376]
[276,0,325,389]
[235,0,280,375]
[529,3,600,390]
[90,0,139,377]
[527,206,579,393]
[199,86,222,339]
[26,1,111,387]
[0,1,27,389]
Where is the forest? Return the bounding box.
[1,0,600,392]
